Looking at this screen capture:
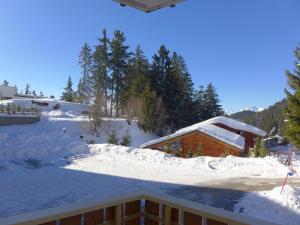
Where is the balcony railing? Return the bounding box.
[0,190,278,225]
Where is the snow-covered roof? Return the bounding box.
[141,123,245,150]
[141,116,267,150]
[198,124,245,149]
[179,116,267,137]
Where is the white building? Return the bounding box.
[0,85,17,99]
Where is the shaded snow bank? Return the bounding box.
[235,185,300,225]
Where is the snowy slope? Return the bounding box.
[0,99,157,161]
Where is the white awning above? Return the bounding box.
[114,0,185,12]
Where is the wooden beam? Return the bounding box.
[164,206,172,225]
[114,205,122,225]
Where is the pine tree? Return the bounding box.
[122,45,150,121]
[126,45,149,98]
[170,52,195,129]
[93,29,110,115]
[78,42,93,104]
[150,45,172,98]
[165,52,183,131]
[202,83,224,120]
[140,85,155,131]
[25,83,30,95]
[252,137,268,158]
[259,143,268,157]
[193,85,206,121]
[149,47,196,132]
[61,76,75,102]
[109,30,130,116]
[149,45,173,132]
[107,129,118,145]
[74,29,226,136]
[2,80,9,86]
[89,92,105,135]
[121,130,132,146]
[140,84,168,135]
[76,78,85,103]
[285,44,300,148]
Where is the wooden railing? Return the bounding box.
[0,191,279,225]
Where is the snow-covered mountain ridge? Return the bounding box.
[226,106,265,115]
[242,106,265,112]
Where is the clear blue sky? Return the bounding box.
[0,0,299,112]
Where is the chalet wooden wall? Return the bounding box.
[148,131,241,158]
[181,132,240,158]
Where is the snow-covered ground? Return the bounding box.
[0,98,299,224]
[0,98,156,162]
[235,185,300,225]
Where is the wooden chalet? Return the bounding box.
[140,116,267,157]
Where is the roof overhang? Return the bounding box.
[114,0,185,12]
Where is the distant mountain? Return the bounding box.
[230,99,287,136]
[224,110,235,116]
[242,106,265,112]
[225,106,265,116]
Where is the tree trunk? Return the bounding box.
[110,86,114,117]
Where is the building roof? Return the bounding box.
[140,116,267,150]
[0,85,17,90]
[141,124,245,151]
[178,116,267,137]
[115,0,185,12]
